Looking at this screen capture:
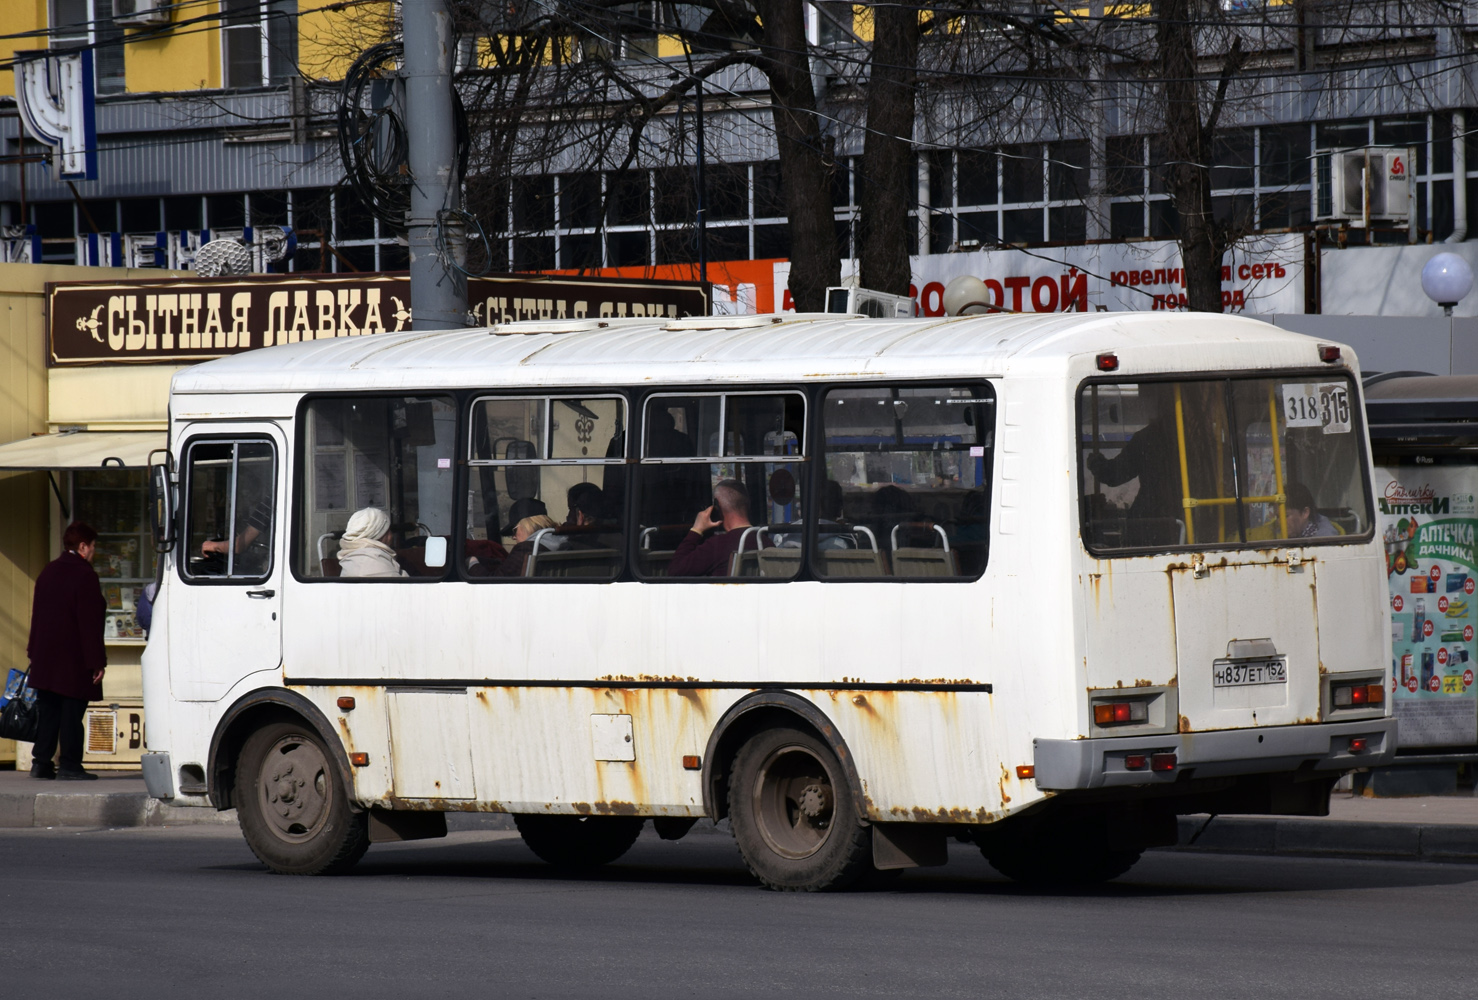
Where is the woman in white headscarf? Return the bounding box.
[336,507,408,578]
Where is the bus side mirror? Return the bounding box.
[149,458,175,549]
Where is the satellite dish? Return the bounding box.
[193,238,253,277]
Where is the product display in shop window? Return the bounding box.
[73,470,156,642]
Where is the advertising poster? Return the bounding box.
[1378,465,1478,746]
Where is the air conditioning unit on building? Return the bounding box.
[115,0,173,26]
[824,285,914,318]
[1314,146,1414,226]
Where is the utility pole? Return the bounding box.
[694,75,707,291]
[402,0,466,330]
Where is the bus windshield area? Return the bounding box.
[1080,375,1372,553]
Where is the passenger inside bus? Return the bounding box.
[1084,382,1182,530]
[669,479,771,577]
[1284,481,1339,538]
[494,514,560,577]
[336,507,409,578]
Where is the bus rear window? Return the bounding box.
[1080,376,1372,553]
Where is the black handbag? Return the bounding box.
[0,674,39,743]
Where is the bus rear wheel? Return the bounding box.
[728,726,871,892]
[514,814,645,867]
[235,721,369,876]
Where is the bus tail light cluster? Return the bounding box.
[1093,700,1148,725]
[1332,683,1384,708]
[1123,752,1177,772]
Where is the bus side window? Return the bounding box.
[296,395,458,580]
[463,395,627,581]
[182,439,277,581]
[636,392,806,580]
[813,383,993,581]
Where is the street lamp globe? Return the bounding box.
[943,275,993,316]
[1420,252,1474,315]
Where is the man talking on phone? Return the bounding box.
[669,479,767,577]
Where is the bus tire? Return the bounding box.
[728,726,871,892]
[235,721,369,876]
[514,814,645,867]
[977,827,1142,886]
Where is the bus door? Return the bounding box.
[170,427,286,701]
[1082,376,1373,731]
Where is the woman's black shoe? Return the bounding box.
[30,764,56,780]
[56,768,98,781]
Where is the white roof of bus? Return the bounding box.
[170,311,1342,395]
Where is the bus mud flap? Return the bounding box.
[368,808,448,843]
[872,822,949,870]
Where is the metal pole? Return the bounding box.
[695,75,708,292]
[402,0,466,330]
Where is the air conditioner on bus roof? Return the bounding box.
[824,286,914,318]
[1313,146,1413,226]
[115,0,173,26]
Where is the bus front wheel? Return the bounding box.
[514,814,645,867]
[235,721,369,876]
[728,726,871,892]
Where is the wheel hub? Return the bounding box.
[752,745,838,860]
[797,783,831,820]
[257,737,331,843]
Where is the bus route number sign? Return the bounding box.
[1282,382,1351,435]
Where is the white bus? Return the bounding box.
[139,311,1394,888]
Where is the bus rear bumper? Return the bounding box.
[1033,718,1397,791]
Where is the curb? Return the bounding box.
[0,789,237,830]
[1172,815,1478,862]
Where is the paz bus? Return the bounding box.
[139,310,1394,889]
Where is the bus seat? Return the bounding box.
[732,550,762,577]
[640,550,674,577]
[528,548,621,578]
[321,556,342,578]
[504,439,540,501]
[756,548,802,578]
[819,550,887,577]
[892,548,957,577]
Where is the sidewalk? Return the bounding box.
[1171,791,1478,862]
[0,770,236,829]
[2,770,1476,863]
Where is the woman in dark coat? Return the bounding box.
[26,522,107,780]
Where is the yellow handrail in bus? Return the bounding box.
[1172,383,1287,544]
[1266,384,1288,537]
[1173,384,1195,543]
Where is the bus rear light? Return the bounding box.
[1333,682,1384,708]
[1096,352,1119,372]
[1150,753,1177,772]
[1349,738,1368,753]
[1318,344,1341,363]
[1093,700,1149,726]
[1016,765,1035,779]
[1124,754,1148,771]
[349,752,369,767]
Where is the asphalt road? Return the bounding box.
[2,825,1473,999]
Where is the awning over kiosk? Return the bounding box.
[0,431,165,471]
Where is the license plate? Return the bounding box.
[1212,656,1288,687]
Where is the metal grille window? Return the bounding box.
[464,395,627,580]
[222,0,299,89]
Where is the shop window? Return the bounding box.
[814,384,992,580]
[182,440,277,581]
[465,395,627,580]
[207,194,246,229]
[637,392,805,580]
[754,162,786,218]
[1001,208,1042,244]
[73,470,157,640]
[1259,125,1311,188]
[297,396,458,580]
[561,233,602,269]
